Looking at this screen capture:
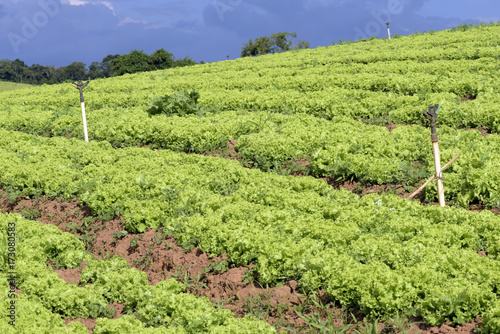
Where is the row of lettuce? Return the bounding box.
[0,130,500,330]
[2,107,499,208]
[3,84,499,132]
[1,24,500,131]
[0,213,275,333]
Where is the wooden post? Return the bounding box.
[408,153,460,199]
[81,101,88,142]
[432,142,445,206]
[423,104,445,207]
[70,80,90,142]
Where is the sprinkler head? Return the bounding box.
[423,104,439,122]
[423,104,440,142]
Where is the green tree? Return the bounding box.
[270,32,296,53]
[88,62,104,79]
[151,48,175,70]
[173,56,197,68]
[101,54,120,77]
[112,50,154,76]
[294,40,310,50]
[62,62,88,81]
[241,36,273,57]
[10,59,30,83]
[27,64,49,84]
[0,59,15,81]
[241,32,309,57]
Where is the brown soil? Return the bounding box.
[460,94,477,102]
[202,140,313,177]
[65,318,97,333]
[203,141,497,214]
[0,188,489,333]
[355,115,495,138]
[203,139,239,159]
[326,178,414,199]
[54,267,83,285]
[0,190,309,331]
[200,139,500,215]
[468,202,500,214]
[384,122,398,132]
[465,126,490,137]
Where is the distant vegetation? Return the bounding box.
[241,32,310,57]
[0,80,32,92]
[0,49,198,85]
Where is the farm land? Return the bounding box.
[0,80,32,93]
[1,23,500,333]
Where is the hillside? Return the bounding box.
[0,80,32,93]
[1,23,500,207]
[1,23,500,333]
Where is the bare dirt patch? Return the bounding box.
[0,186,491,333]
[326,178,413,199]
[54,266,84,285]
[0,189,310,331]
[64,318,97,333]
[384,122,398,132]
[460,94,477,102]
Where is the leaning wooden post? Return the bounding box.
[408,153,459,200]
[70,80,90,142]
[423,104,445,207]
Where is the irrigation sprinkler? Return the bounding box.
[423,104,445,206]
[386,22,391,39]
[70,80,89,142]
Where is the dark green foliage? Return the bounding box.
[241,32,309,57]
[112,50,155,76]
[173,56,198,68]
[0,49,197,85]
[452,23,475,32]
[150,48,175,70]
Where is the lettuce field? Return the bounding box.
[1,23,500,333]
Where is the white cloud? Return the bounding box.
[474,16,500,23]
[118,17,147,26]
[61,0,116,15]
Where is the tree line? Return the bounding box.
[0,49,198,85]
[1,32,309,85]
[241,32,310,57]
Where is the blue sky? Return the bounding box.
[1,0,499,67]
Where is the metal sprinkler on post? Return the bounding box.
[386,22,391,39]
[70,80,90,142]
[423,104,445,207]
[408,104,460,203]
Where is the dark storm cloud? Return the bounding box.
[131,1,193,18]
[0,0,498,67]
[0,1,122,66]
[0,0,239,65]
[203,0,468,48]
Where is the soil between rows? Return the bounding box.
[1,118,497,333]
[0,188,488,333]
[204,138,499,215]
